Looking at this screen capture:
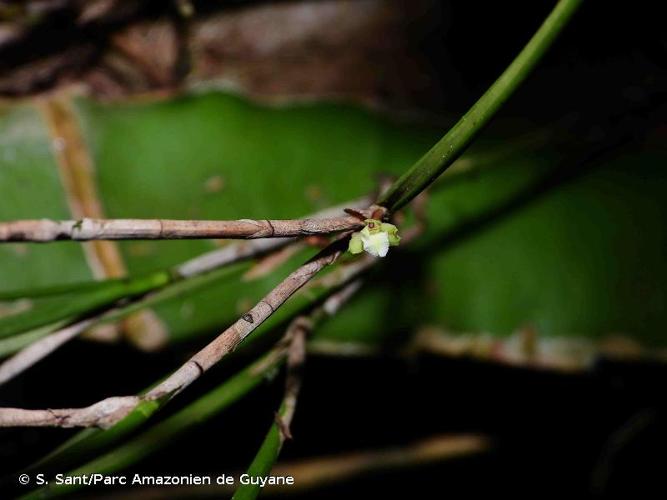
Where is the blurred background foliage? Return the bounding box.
[1,0,666,498]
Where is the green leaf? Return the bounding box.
[1,94,435,344]
[315,144,667,350]
[2,84,666,357]
[425,149,667,346]
[0,104,93,290]
[0,279,122,301]
[0,272,169,339]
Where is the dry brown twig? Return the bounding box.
[0,243,377,428]
[272,279,364,442]
[0,213,380,242]
[0,239,290,387]
[0,318,98,386]
[0,197,373,386]
[274,316,308,442]
[0,189,387,428]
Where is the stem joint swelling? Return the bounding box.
[0,215,367,242]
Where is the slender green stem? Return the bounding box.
[378,0,583,212]
[232,401,290,500]
[0,271,170,340]
[233,300,340,500]
[232,328,304,500]
[21,264,364,482]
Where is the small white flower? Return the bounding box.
[359,226,390,257]
[348,219,400,257]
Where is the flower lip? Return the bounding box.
[360,228,390,257]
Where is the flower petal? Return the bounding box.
[361,231,389,257]
[381,223,401,246]
[348,233,364,254]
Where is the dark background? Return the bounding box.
[1,0,666,498]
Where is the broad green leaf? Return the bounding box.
[72,93,434,340]
[426,149,667,346]
[2,91,666,355]
[0,105,92,290]
[314,145,667,350]
[1,93,435,344]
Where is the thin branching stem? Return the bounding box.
[0,246,375,428]
[0,0,584,437]
[231,282,362,500]
[232,318,307,500]
[19,282,364,500]
[0,197,371,385]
